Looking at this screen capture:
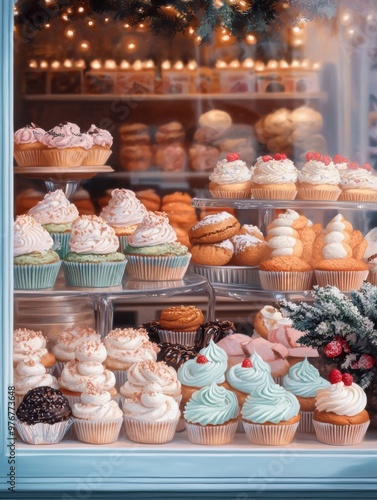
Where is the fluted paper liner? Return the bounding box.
[113,369,128,390]
[125,254,191,281]
[14,261,61,290]
[51,232,71,259]
[81,149,111,166]
[123,416,179,444]
[210,189,252,200]
[185,420,238,445]
[158,329,197,347]
[73,417,123,444]
[313,420,370,445]
[190,264,261,287]
[297,187,341,201]
[273,375,284,386]
[14,149,47,167]
[243,420,299,445]
[118,235,128,254]
[42,148,87,167]
[62,260,127,287]
[298,411,314,433]
[54,360,67,378]
[251,188,297,200]
[339,191,377,202]
[314,270,369,292]
[368,270,377,286]
[259,270,313,291]
[15,418,72,445]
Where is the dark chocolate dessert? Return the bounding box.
[194,320,237,351]
[16,386,72,425]
[141,320,160,344]
[157,342,197,370]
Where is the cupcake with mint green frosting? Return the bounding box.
[28,189,79,258]
[226,352,275,407]
[62,215,126,287]
[184,382,239,445]
[177,340,229,412]
[123,211,191,281]
[14,215,61,290]
[283,358,330,433]
[241,383,300,445]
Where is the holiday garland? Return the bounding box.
[15,0,339,42]
[280,283,377,389]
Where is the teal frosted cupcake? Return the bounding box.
[14,215,61,290]
[283,358,330,433]
[62,215,127,288]
[241,381,300,445]
[124,211,191,281]
[184,382,239,445]
[28,189,79,258]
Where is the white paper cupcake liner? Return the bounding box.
[14,148,47,167]
[313,420,370,445]
[251,188,297,200]
[314,270,369,292]
[43,148,87,167]
[123,416,179,444]
[113,370,128,390]
[54,360,67,378]
[297,187,341,201]
[125,254,191,281]
[185,420,238,445]
[72,417,123,444]
[157,329,197,347]
[15,418,72,445]
[209,189,252,199]
[81,148,111,166]
[259,270,313,291]
[243,420,299,445]
[298,411,314,433]
[190,264,261,287]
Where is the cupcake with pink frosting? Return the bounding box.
[124,211,191,280]
[62,215,127,287]
[28,189,79,258]
[82,124,113,166]
[42,121,93,167]
[14,123,47,166]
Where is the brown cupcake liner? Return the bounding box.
[259,270,314,291]
[297,187,341,201]
[123,416,179,444]
[313,420,370,445]
[72,417,123,444]
[81,149,112,166]
[367,270,377,286]
[157,329,197,347]
[42,148,88,167]
[209,189,252,199]
[243,420,299,445]
[185,420,238,445]
[251,188,297,200]
[314,270,369,292]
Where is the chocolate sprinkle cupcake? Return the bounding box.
[194,320,237,351]
[157,342,197,370]
[16,386,72,425]
[141,320,161,344]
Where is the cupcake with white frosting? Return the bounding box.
[14,215,61,290]
[72,385,123,444]
[13,328,55,372]
[250,153,298,200]
[62,215,127,287]
[28,189,79,258]
[14,123,47,166]
[82,124,113,166]
[103,328,159,387]
[100,189,147,252]
[123,382,180,443]
[14,357,59,408]
[209,153,252,199]
[124,211,191,280]
[298,152,341,200]
[339,162,377,202]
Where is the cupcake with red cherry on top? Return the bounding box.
[313,369,370,445]
[297,152,341,201]
[250,153,298,200]
[209,153,252,199]
[332,154,349,172]
[339,161,377,202]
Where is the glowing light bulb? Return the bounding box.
[51,60,60,69]
[80,41,90,52]
[347,28,355,36]
[255,61,265,71]
[61,13,69,21]
[174,61,184,70]
[216,60,227,69]
[87,19,94,27]
[40,60,48,69]
[188,27,195,35]
[246,34,256,44]
[301,59,310,69]
[341,12,351,25]
[221,34,230,42]
[29,60,38,69]
[78,7,84,13]
[293,39,303,46]
[291,59,300,68]
[292,26,301,33]
[242,58,254,69]
[280,60,289,69]
[124,24,130,28]
[267,60,278,69]
[45,23,51,29]
[312,62,321,70]
[161,60,171,70]
[65,28,74,38]
[187,60,197,70]
[104,17,109,23]
[75,59,85,68]
[196,35,202,43]
[229,59,240,68]
[144,60,155,69]
[120,60,130,69]
[139,23,145,29]
[91,59,102,70]
[133,60,143,71]
[63,59,73,68]
[104,59,117,70]
[128,42,136,50]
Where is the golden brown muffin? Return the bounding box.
[134,189,161,212]
[230,234,267,266]
[191,241,233,266]
[189,212,240,244]
[259,256,312,272]
[189,144,219,172]
[159,305,204,332]
[315,258,369,271]
[313,409,369,426]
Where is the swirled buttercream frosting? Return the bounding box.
[226,352,275,394]
[127,211,177,248]
[87,124,113,148]
[100,189,147,228]
[68,215,120,254]
[209,158,251,185]
[298,160,340,185]
[104,328,158,365]
[72,386,122,420]
[252,158,298,184]
[28,189,79,226]
[14,123,45,144]
[14,215,54,257]
[52,326,100,362]
[13,328,48,364]
[315,382,367,417]
[14,357,58,395]
[283,358,330,397]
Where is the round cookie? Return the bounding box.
[191,240,234,266]
[238,224,264,241]
[198,110,232,136]
[134,189,161,211]
[189,212,240,245]
[230,234,267,266]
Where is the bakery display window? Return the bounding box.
[3,0,377,498]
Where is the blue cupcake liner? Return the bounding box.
[62,260,127,288]
[51,232,71,259]
[125,254,191,281]
[14,261,61,290]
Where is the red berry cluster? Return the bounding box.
[323,339,348,358]
[333,154,349,164]
[333,157,372,171]
[305,151,331,165]
[226,153,240,162]
[261,153,288,162]
[196,355,208,364]
[329,369,353,386]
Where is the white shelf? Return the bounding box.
[23,91,327,102]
